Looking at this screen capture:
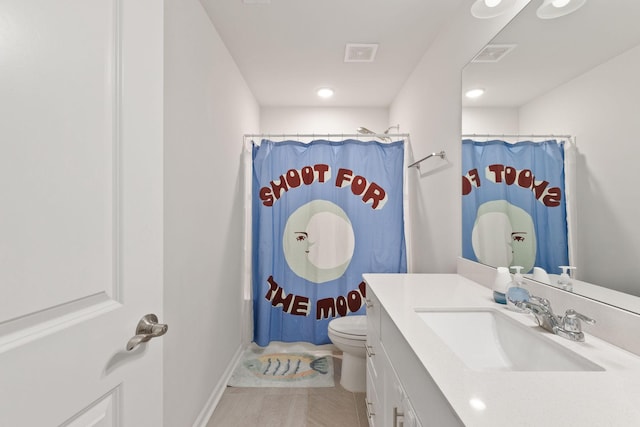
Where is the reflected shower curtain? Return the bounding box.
[252,139,406,346]
[462,139,569,274]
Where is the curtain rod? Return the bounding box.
[244,133,409,140]
[462,133,573,139]
[244,134,447,170]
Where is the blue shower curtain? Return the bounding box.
[252,139,406,346]
[462,139,568,274]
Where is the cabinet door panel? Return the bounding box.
[382,308,464,426]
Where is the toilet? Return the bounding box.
[327,315,367,392]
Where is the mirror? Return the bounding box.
[461,0,640,313]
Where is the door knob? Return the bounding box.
[126,314,168,351]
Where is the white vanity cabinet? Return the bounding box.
[365,285,462,427]
[363,273,640,426]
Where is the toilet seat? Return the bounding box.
[328,315,367,340]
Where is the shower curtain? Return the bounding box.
[462,139,569,274]
[252,139,406,346]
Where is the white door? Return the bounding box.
[0,1,164,426]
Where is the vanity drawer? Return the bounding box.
[365,365,380,427]
[365,287,382,380]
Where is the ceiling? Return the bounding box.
[462,0,640,108]
[200,0,465,107]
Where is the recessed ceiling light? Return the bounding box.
[470,0,517,19]
[537,0,586,19]
[484,0,502,7]
[465,88,485,99]
[317,88,334,99]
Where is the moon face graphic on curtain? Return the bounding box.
[471,200,537,273]
[283,200,355,283]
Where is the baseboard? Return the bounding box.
[191,344,244,427]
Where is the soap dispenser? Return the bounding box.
[557,266,576,291]
[493,267,511,304]
[506,266,530,312]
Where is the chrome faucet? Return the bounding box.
[513,295,595,342]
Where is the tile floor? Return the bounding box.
[206,353,368,427]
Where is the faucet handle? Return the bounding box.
[529,295,551,309]
[562,309,595,332]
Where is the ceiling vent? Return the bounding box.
[344,44,379,63]
[471,44,516,63]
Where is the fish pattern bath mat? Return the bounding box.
[228,347,335,388]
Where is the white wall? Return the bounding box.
[518,43,640,296]
[461,107,519,135]
[260,107,389,134]
[390,0,531,273]
[163,1,260,426]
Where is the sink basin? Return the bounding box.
[415,308,603,372]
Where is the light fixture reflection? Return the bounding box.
[537,0,587,19]
[470,0,517,19]
[465,88,485,99]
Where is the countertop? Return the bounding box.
[363,273,640,426]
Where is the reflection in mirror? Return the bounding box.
[461,0,640,312]
[462,138,571,276]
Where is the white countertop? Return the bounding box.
[363,273,640,427]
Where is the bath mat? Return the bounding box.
[228,346,335,388]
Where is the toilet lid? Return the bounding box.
[328,315,367,337]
